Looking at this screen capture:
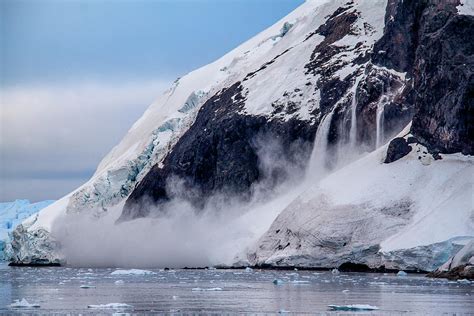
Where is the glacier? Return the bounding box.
[0,199,54,259]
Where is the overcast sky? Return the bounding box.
[0,0,303,202]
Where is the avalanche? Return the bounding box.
[247,130,474,271]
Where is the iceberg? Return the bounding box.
[87,303,133,309]
[328,304,379,311]
[110,269,155,275]
[9,298,41,309]
[191,287,223,291]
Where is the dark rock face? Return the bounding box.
[410,7,474,154]
[428,264,474,280]
[372,0,426,72]
[373,0,473,156]
[384,137,412,163]
[122,82,317,220]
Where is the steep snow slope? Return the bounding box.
[247,130,474,271]
[0,200,54,258]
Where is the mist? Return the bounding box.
[47,114,376,269]
[50,135,312,268]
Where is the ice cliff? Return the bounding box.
[0,200,54,259]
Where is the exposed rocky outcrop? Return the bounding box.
[121,83,316,220]
[377,0,473,160]
[384,137,412,163]
[428,241,474,280]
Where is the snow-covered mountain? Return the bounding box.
[7,0,473,271]
[0,200,54,259]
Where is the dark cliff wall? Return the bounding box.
[121,82,316,220]
[375,0,473,155]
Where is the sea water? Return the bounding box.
[0,263,472,314]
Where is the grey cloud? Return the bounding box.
[0,79,171,201]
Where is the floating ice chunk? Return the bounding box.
[191,287,223,291]
[342,289,350,294]
[87,303,133,309]
[290,280,309,284]
[397,271,408,277]
[278,309,290,314]
[328,304,379,311]
[273,279,284,285]
[114,280,125,285]
[110,269,155,275]
[458,279,471,284]
[80,285,96,289]
[331,268,340,275]
[245,267,253,272]
[112,313,130,316]
[9,298,40,309]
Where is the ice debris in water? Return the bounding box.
[191,287,223,291]
[245,267,253,272]
[273,279,284,285]
[458,279,471,284]
[114,280,125,285]
[397,271,408,277]
[328,304,379,311]
[87,303,133,309]
[331,268,340,275]
[80,285,96,289]
[111,269,155,275]
[9,298,40,309]
[342,289,350,294]
[290,280,310,284]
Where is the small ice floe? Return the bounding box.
[172,295,179,300]
[9,298,40,309]
[114,280,125,285]
[331,268,340,275]
[112,313,130,316]
[328,304,379,311]
[458,279,471,284]
[290,280,310,284]
[397,271,408,277]
[273,279,284,285]
[87,303,133,309]
[207,266,217,270]
[342,289,350,294]
[278,309,290,314]
[110,269,155,276]
[191,287,223,291]
[245,267,253,272]
[80,285,96,289]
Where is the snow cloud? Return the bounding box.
[0,79,171,201]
